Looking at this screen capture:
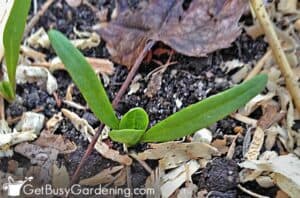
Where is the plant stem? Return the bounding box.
[112,41,155,107]
[250,0,300,112]
[71,123,104,184]
[71,40,155,184]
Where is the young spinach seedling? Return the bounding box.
[48,30,268,147]
[0,0,31,101]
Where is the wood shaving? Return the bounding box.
[160,160,200,198]
[16,65,58,94]
[137,142,219,170]
[245,127,265,160]
[240,154,300,198]
[79,165,124,186]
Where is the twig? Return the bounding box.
[71,40,155,184]
[71,123,105,184]
[250,0,300,112]
[112,40,155,107]
[24,0,55,37]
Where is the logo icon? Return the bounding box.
[2,176,33,197]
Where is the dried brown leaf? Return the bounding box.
[98,0,248,68]
[34,130,77,154]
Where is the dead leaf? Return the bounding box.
[211,138,229,154]
[52,163,70,189]
[79,165,124,186]
[98,0,248,68]
[34,130,77,154]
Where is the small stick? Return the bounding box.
[250,0,300,112]
[71,123,105,184]
[24,0,55,37]
[112,40,155,107]
[71,40,155,184]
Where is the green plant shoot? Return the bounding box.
[0,0,31,101]
[48,30,268,147]
[48,30,119,129]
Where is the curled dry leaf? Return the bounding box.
[79,165,124,186]
[98,0,248,68]
[137,141,219,170]
[34,130,77,154]
[62,109,132,165]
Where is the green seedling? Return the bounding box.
[0,0,31,101]
[48,30,268,147]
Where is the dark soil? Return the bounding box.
[1,0,278,197]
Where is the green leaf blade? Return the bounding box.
[48,30,119,129]
[142,74,268,143]
[109,129,145,147]
[0,81,15,101]
[119,107,149,130]
[3,0,31,89]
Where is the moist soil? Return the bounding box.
[0,0,278,197]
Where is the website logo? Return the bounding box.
[2,176,33,197]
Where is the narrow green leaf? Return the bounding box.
[48,30,119,129]
[3,0,31,89]
[109,129,145,147]
[119,107,149,130]
[142,74,268,143]
[0,81,15,101]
